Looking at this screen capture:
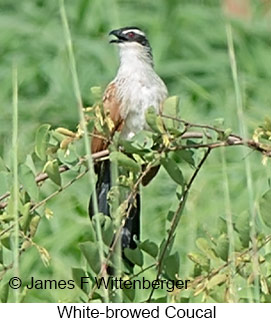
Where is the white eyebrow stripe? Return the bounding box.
[123,29,145,37]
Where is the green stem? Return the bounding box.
[12,65,19,303]
[221,147,236,301]
[59,0,108,302]
[226,23,259,302]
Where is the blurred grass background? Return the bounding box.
[1,0,271,301]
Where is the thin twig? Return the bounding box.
[1,121,270,206]
[88,160,157,301]
[0,167,89,239]
[161,114,241,138]
[130,263,156,280]
[188,234,271,291]
[0,149,109,207]
[147,148,211,302]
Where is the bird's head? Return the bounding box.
[109,26,153,63]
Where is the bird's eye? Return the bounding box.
[128,32,135,38]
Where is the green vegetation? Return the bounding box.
[1,0,271,302]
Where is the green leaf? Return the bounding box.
[145,107,164,133]
[164,252,180,280]
[132,130,154,149]
[110,152,140,172]
[172,150,195,166]
[35,124,51,161]
[124,247,143,267]
[259,189,271,228]
[51,130,66,143]
[0,232,11,250]
[121,130,154,154]
[194,264,202,277]
[102,216,114,246]
[209,288,224,303]
[218,217,227,234]
[20,202,32,233]
[0,245,3,264]
[196,237,217,260]
[19,164,39,201]
[161,157,184,186]
[25,154,37,175]
[121,140,145,155]
[163,96,179,116]
[167,210,175,222]
[215,234,229,261]
[72,267,90,295]
[207,274,227,290]
[139,239,158,258]
[162,96,180,129]
[57,148,78,166]
[235,210,250,248]
[0,282,9,303]
[188,252,210,272]
[132,154,145,166]
[122,282,136,302]
[223,128,232,140]
[29,215,41,236]
[260,275,269,295]
[43,160,61,186]
[264,252,271,262]
[79,241,101,274]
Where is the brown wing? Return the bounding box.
[91,82,124,153]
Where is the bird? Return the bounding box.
[89,26,168,270]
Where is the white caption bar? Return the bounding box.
[0,303,269,322]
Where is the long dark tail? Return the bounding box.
[89,160,140,265]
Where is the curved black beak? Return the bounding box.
[109,29,127,43]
